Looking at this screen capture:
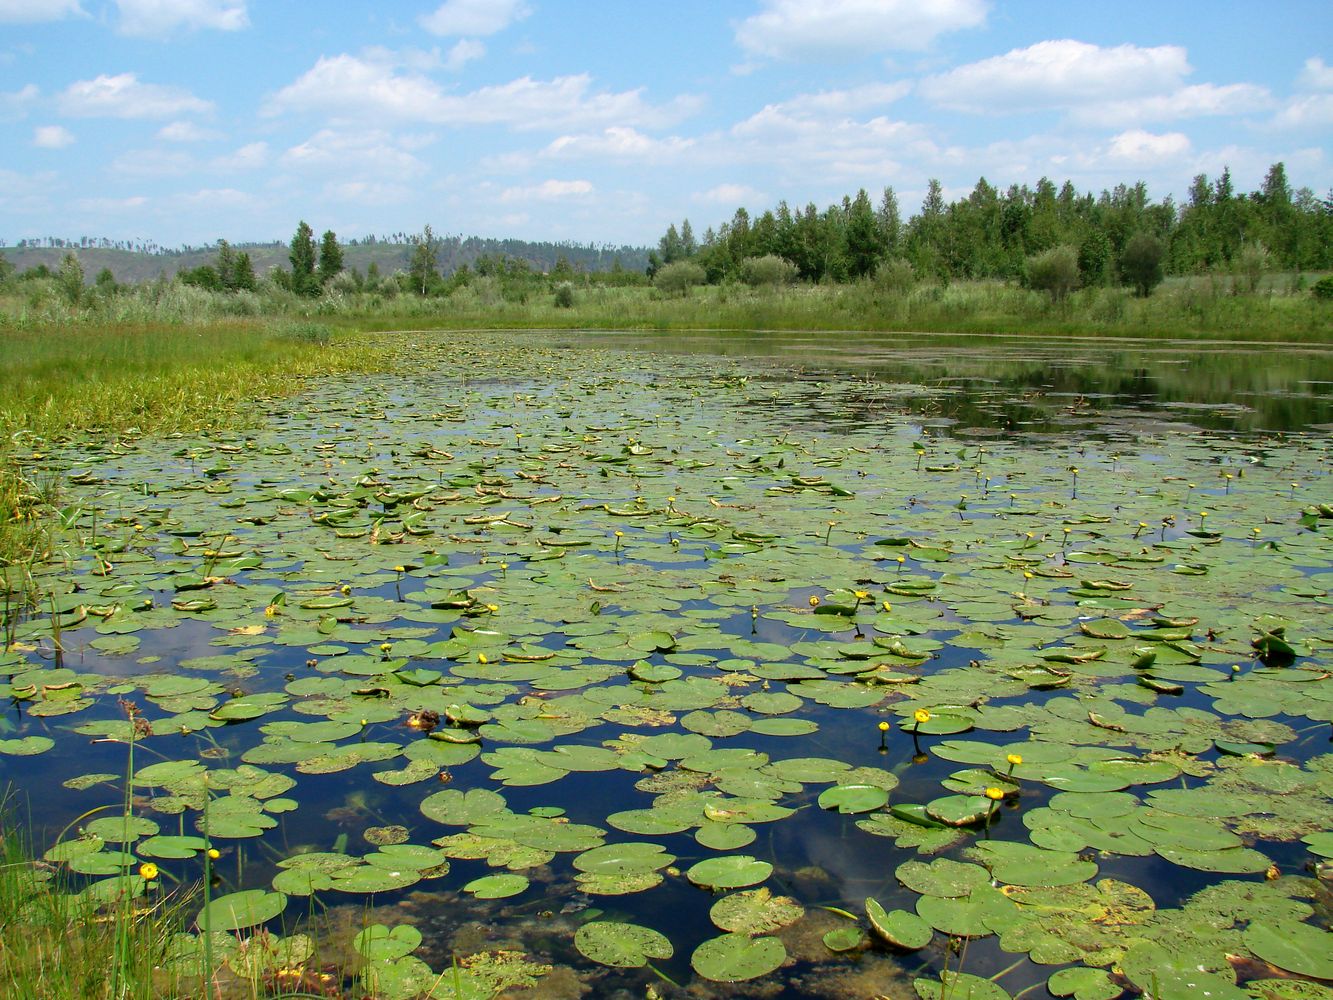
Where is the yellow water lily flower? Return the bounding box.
[1006,753,1023,767]
[913,708,931,725]
[984,787,1005,801]
[139,863,159,881]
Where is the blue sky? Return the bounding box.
[2,0,1330,248]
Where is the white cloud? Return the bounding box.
[542,126,694,161]
[174,187,255,209]
[1074,82,1273,127]
[115,0,248,37]
[266,54,700,130]
[0,167,55,213]
[698,183,765,205]
[1104,129,1191,164]
[1272,93,1333,130]
[444,39,486,72]
[735,0,987,60]
[211,141,268,170]
[32,123,74,147]
[1299,57,1333,91]
[921,40,1190,113]
[321,180,412,206]
[58,73,212,118]
[2,82,39,121]
[74,195,149,212]
[499,179,593,202]
[420,0,530,37]
[0,0,82,23]
[111,149,195,176]
[156,119,221,142]
[281,128,428,178]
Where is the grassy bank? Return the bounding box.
[4,269,1330,344]
[0,319,383,573]
[340,275,1332,343]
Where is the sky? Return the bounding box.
[2,0,1331,249]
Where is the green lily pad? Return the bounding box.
[196,889,287,932]
[690,933,786,983]
[574,921,673,969]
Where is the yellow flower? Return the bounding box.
[264,605,277,618]
[881,601,892,612]
[913,708,931,725]
[1006,753,1023,766]
[393,565,406,573]
[340,584,351,595]
[478,652,489,664]
[486,604,499,613]
[614,530,624,538]
[207,848,220,860]
[139,862,159,881]
[984,787,1005,801]
[877,721,890,732]
[808,595,820,607]
[379,642,391,652]
[854,590,869,600]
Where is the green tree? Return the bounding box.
[653,260,705,295]
[215,240,237,291]
[288,221,318,295]
[739,254,796,287]
[876,187,902,256]
[1077,230,1112,286]
[233,252,256,292]
[0,250,13,286]
[318,230,344,286]
[409,224,441,295]
[844,188,883,279]
[57,251,84,305]
[1026,244,1080,302]
[1120,232,1165,297]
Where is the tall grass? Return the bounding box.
[0,799,193,999]
[0,319,383,597]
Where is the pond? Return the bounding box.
[2,330,1331,999]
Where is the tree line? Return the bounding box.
[647,163,1333,296]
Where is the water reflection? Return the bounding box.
[542,330,1333,433]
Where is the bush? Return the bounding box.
[1235,242,1269,294]
[1120,233,1165,298]
[873,258,917,295]
[739,255,796,288]
[1026,244,1080,302]
[653,260,706,296]
[1313,276,1333,300]
[553,282,575,308]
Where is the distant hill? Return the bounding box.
[1,235,651,284]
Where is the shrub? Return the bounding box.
[653,260,706,296]
[1120,233,1165,298]
[739,255,796,288]
[873,258,917,295]
[1235,242,1269,294]
[1026,244,1080,303]
[1313,276,1333,300]
[553,282,575,308]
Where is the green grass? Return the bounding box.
[0,319,384,580]
[0,800,193,999]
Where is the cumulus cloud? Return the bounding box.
[58,73,212,118]
[114,0,247,37]
[281,128,428,178]
[698,183,765,205]
[1272,93,1333,130]
[1074,82,1273,127]
[266,54,700,130]
[0,0,82,23]
[2,83,39,121]
[1299,57,1333,91]
[735,0,987,60]
[542,126,694,161]
[32,123,74,147]
[1104,128,1191,163]
[420,0,530,37]
[921,40,1190,113]
[444,39,486,72]
[156,119,221,142]
[212,141,268,170]
[111,148,195,176]
[499,179,593,202]
[74,194,149,212]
